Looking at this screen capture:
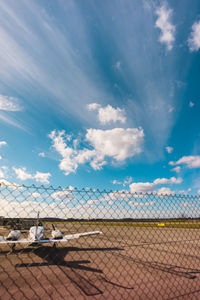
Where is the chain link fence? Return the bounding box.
[0,182,200,299]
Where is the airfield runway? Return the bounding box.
[1,224,200,299]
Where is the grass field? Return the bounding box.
[44,219,200,229]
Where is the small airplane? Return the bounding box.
[0,212,102,252]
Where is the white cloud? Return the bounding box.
[87,103,101,111]
[51,190,75,201]
[154,177,182,185]
[0,179,20,188]
[13,167,33,181]
[31,192,42,198]
[166,146,173,154]
[87,103,126,124]
[86,128,144,161]
[188,21,200,52]
[114,61,121,70]
[157,187,174,196]
[182,202,194,208]
[171,166,181,173]
[87,199,100,205]
[39,152,45,157]
[98,105,126,124]
[34,171,51,184]
[130,176,182,193]
[130,182,155,193]
[129,201,155,207]
[189,101,194,108]
[103,190,133,202]
[0,168,5,178]
[49,128,144,175]
[13,167,51,184]
[155,4,175,50]
[170,156,200,169]
[0,94,22,111]
[112,176,133,186]
[0,141,7,147]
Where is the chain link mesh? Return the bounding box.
[0,182,200,299]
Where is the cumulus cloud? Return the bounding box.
[34,172,51,184]
[169,156,200,169]
[86,128,144,161]
[130,182,155,193]
[0,179,21,188]
[112,176,133,186]
[103,190,133,202]
[154,177,182,185]
[129,201,155,207]
[49,128,144,175]
[129,176,182,194]
[166,146,173,154]
[114,61,121,70]
[13,167,33,181]
[87,103,126,124]
[0,94,22,111]
[0,141,7,147]
[171,166,181,173]
[31,192,42,198]
[155,4,175,50]
[182,202,194,208]
[157,187,174,196]
[0,168,5,178]
[188,21,200,52]
[87,103,101,111]
[39,152,45,157]
[13,167,51,184]
[51,189,75,201]
[189,101,194,108]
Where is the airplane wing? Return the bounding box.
[0,238,31,244]
[58,230,102,242]
[0,231,102,244]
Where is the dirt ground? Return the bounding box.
[1,224,200,299]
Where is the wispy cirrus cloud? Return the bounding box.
[155,3,175,50]
[0,94,22,111]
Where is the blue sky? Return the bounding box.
[1,0,200,203]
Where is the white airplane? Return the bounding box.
[0,212,102,251]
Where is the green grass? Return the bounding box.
[44,220,200,229]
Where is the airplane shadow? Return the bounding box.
[11,246,132,296]
[112,252,200,280]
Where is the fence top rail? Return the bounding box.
[0,181,199,200]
